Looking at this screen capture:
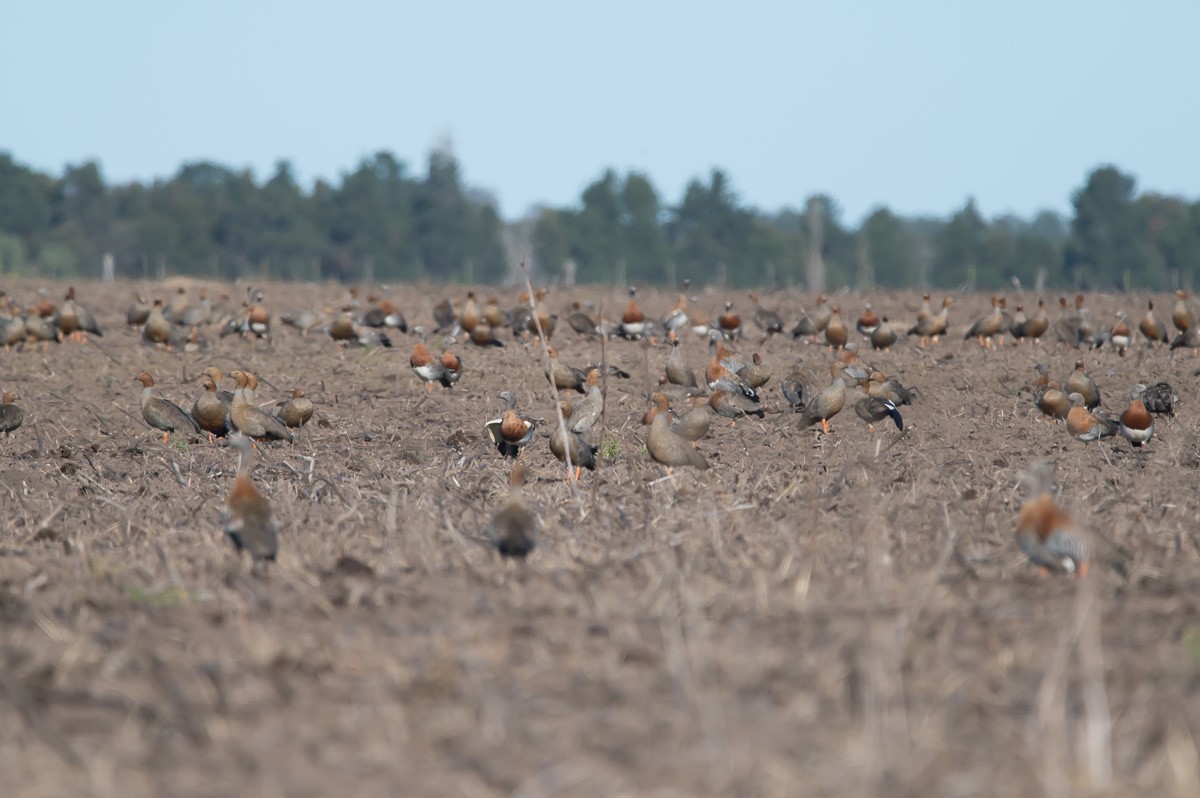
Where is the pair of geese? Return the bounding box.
[485,376,604,480]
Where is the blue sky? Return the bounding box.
[4,1,1197,225]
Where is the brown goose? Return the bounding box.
[0,391,23,437]
[136,372,200,444]
[1169,325,1200,357]
[1022,298,1050,342]
[1138,299,1169,345]
[229,371,294,443]
[749,293,784,336]
[866,371,915,406]
[736,352,772,389]
[779,359,808,411]
[1016,462,1125,578]
[361,299,407,331]
[618,287,648,340]
[54,286,103,341]
[329,306,392,348]
[854,397,904,433]
[549,400,597,480]
[568,369,604,435]
[410,342,446,392]
[547,348,590,393]
[1142,382,1177,416]
[792,294,831,339]
[201,367,236,404]
[164,287,191,324]
[438,350,463,389]
[179,288,213,327]
[856,304,880,336]
[191,375,231,442]
[127,294,151,328]
[276,388,314,429]
[908,297,952,346]
[483,297,508,330]
[526,289,556,341]
[705,337,759,402]
[643,393,709,471]
[142,299,173,346]
[1173,290,1192,333]
[486,464,538,559]
[220,288,271,339]
[1105,310,1131,355]
[824,305,848,350]
[716,301,743,341]
[485,391,538,459]
[963,295,1004,346]
[459,292,482,333]
[870,317,898,351]
[1064,359,1100,410]
[800,362,848,433]
[1066,393,1119,442]
[1032,363,1070,421]
[663,332,698,388]
[24,312,58,349]
[468,323,505,347]
[709,390,765,426]
[567,301,600,336]
[223,432,277,572]
[1119,384,1153,448]
[280,306,328,336]
[432,297,458,332]
[670,395,712,445]
[2,309,25,350]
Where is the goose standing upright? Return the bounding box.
[223,432,278,572]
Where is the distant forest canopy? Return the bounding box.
[1,148,1198,291]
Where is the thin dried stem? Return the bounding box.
[518,260,582,506]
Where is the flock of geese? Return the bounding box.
[1,281,1196,580]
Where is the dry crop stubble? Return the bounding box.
[0,279,1199,796]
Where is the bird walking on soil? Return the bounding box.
[486,464,538,559]
[0,391,23,438]
[223,432,278,573]
[1015,462,1125,578]
[643,392,709,472]
[136,372,200,444]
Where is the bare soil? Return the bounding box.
[2,279,1200,797]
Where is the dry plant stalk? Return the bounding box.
[1076,577,1113,789]
[518,260,582,506]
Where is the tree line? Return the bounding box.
[1,148,1197,291]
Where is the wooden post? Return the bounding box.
[101,253,114,283]
[806,197,826,294]
[855,237,874,290]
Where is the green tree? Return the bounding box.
[1066,165,1157,288]
[1156,200,1200,287]
[531,207,571,279]
[860,207,922,288]
[668,169,756,286]
[620,172,668,284]
[931,198,987,288]
[0,153,54,240]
